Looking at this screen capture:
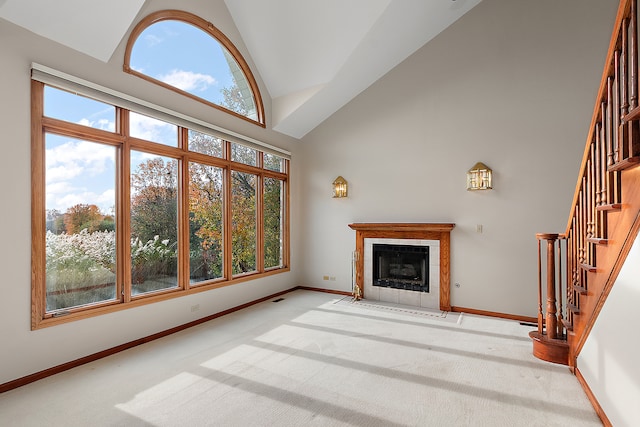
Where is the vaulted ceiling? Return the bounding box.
[0,0,482,138]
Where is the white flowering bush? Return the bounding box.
[46,230,116,311]
[45,230,177,310]
[46,229,115,272]
[131,235,177,289]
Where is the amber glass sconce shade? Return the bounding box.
[333,176,348,198]
[467,162,493,190]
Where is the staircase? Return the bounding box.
[531,0,640,369]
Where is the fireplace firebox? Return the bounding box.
[372,244,429,292]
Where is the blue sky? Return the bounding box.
[131,20,234,105]
[45,20,237,216]
[44,86,181,214]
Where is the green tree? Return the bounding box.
[264,177,283,269]
[46,209,65,234]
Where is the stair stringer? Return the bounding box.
[569,165,640,368]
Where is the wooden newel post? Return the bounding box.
[537,239,543,334]
[545,237,558,339]
[537,233,560,339]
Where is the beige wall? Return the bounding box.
[0,0,301,385]
[578,233,640,426]
[298,0,618,317]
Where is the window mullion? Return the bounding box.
[283,166,290,269]
[120,109,132,303]
[256,173,265,273]
[223,163,233,280]
[179,128,190,290]
[256,153,264,272]
[31,81,47,328]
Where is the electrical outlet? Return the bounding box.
[191,304,200,312]
[329,276,336,281]
[323,275,329,281]
[476,224,483,233]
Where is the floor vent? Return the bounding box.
[519,322,537,328]
[272,298,285,303]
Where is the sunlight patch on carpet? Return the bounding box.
[332,296,461,324]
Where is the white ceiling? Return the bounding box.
[0,0,146,62]
[0,0,482,139]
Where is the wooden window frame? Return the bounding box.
[31,81,289,330]
[123,10,266,127]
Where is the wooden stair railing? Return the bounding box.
[532,0,640,369]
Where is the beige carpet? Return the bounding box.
[0,290,601,426]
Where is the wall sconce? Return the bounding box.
[333,176,348,198]
[467,162,493,190]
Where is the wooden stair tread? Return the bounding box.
[561,319,573,331]
[624,105,640,122]
[587,237,609,245]
[580,263,597,272]
[607,156,640,172]
[596,203,622,211]
[529,331,569,365]
[572,284,588,294]
[567,303,580,314]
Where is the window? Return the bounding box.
[44,133,118,312]
[32,80,289,329]
[124,10,264,126]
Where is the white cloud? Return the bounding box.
[46,164,84,184]
[48,188,115,214]
[46,140,114,183]
[46,181,78,196]
[157,69,217,92]
[144,33,163,47]
[129,113,177,144]
[76,117,115,131]
[46,138,116,212]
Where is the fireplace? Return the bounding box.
[372,244,429,292]
[348,223,455,310]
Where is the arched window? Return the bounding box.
[124,10,264,126]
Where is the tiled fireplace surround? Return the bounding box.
[349,223,455,311]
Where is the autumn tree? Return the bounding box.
[63,204,103,234]
[127,138,283,281]
[130,157,178,244]
[189,161,224,280]
[231,171,257,274]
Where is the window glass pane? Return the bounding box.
[129,112,178,147]
[130,20,258,121]
[231,170,256,275]
[130,152,179,294]
[44,86,115,132]
[264,153,284,172]
[264,177,284,269]
[188,129,223,157]
[45,134,117,311]
[231,142,257,166]
[189,162,224,283]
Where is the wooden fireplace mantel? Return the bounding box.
[348,223,455,310]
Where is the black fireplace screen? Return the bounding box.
[372,244,429,292]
